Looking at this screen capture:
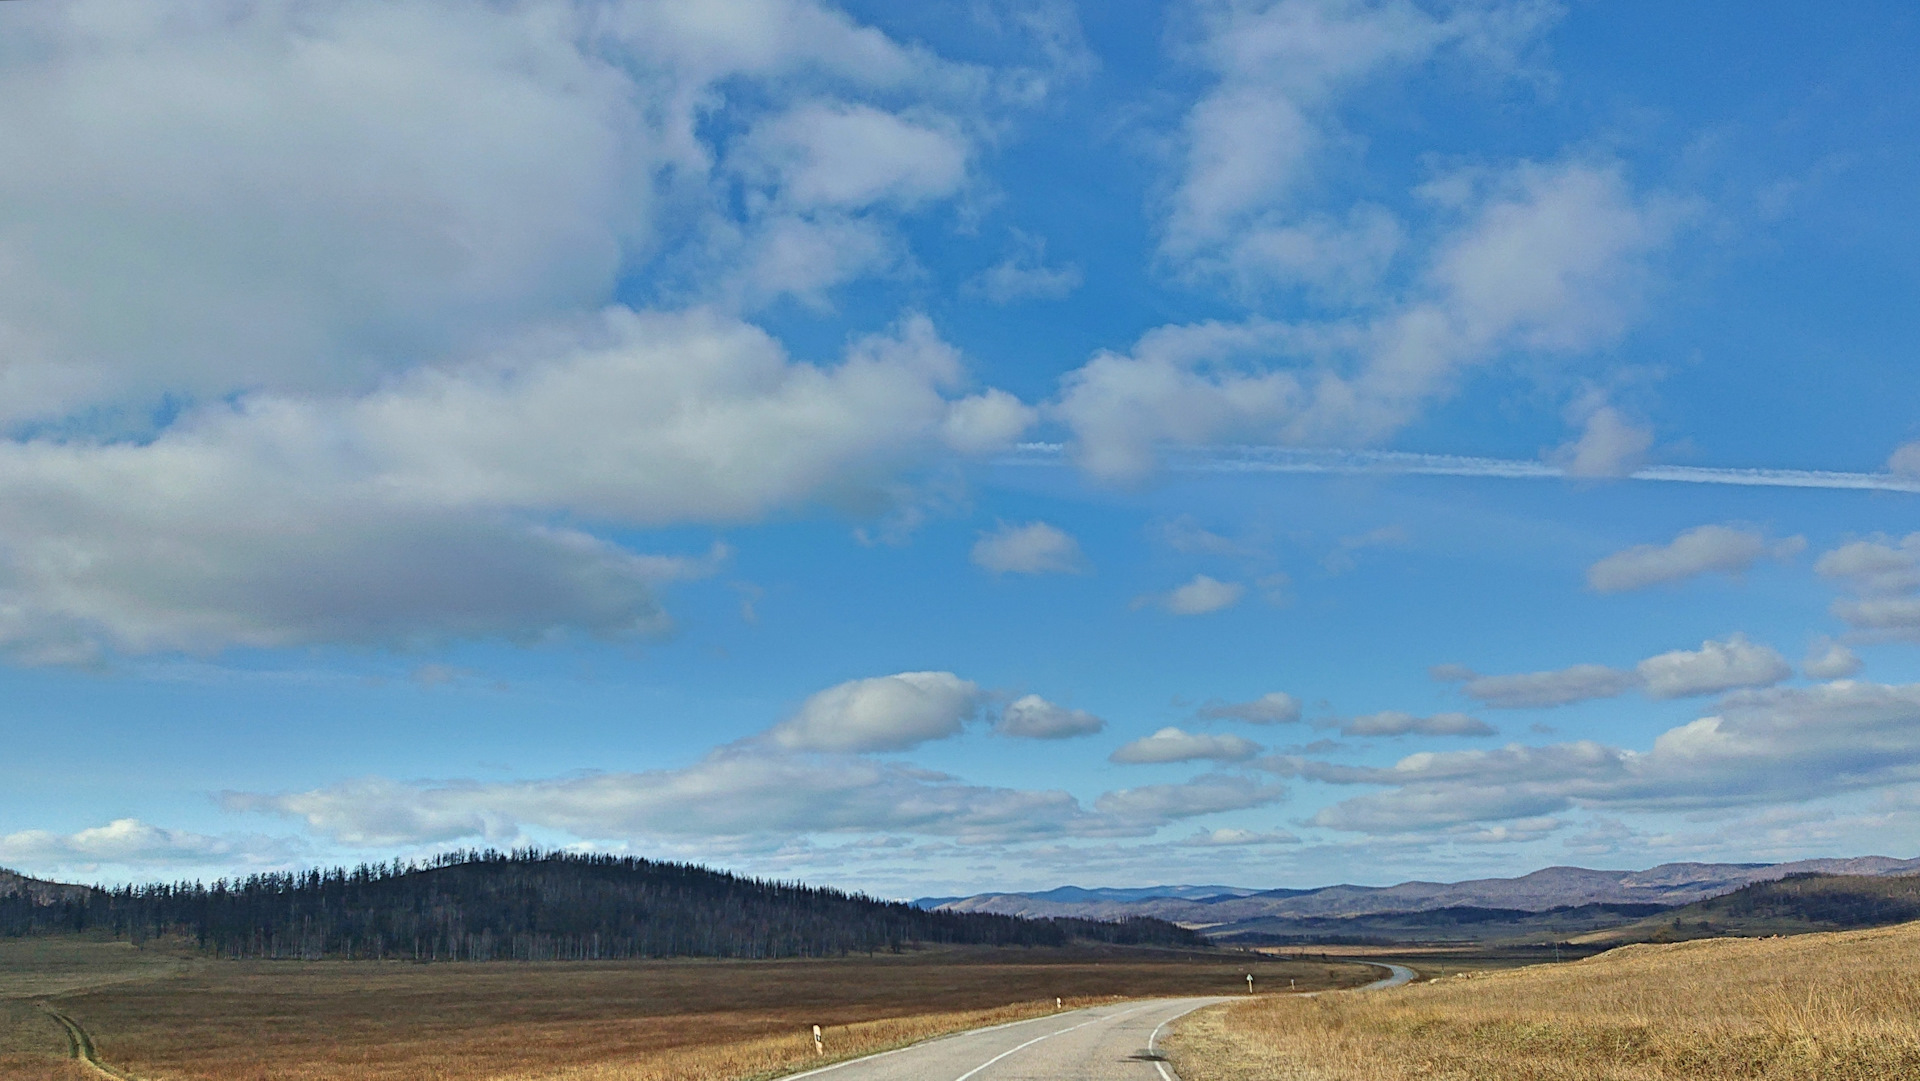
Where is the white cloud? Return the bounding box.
[232,749,1284,849]
[1091,773,1287,825]
[1454,635,1789,711]
[0,310,1035,662]
[1159,0,1556,294]
[1552,404,1652,478]
[1634,634,1791,699]
[1587,524,1805,593]
[1340,710,1495,737]
[0,818,296,873]
[1461,663,1640,709]
[1816,534,1920,640]
[1135,574,1245,616]
[1147,516,1259,558]
[767,671,985,753]
[1804,638,1863,680]
[230,750,1092,847]
[1817,534,1920,595]
[1297,680,1920,835]
[1889,441,1920,478]
[1196,692,1302,725]
[968,232,1083,303]
[0,1,1061,663]
[736,101,969,210]
[1057,159,1682,479]
[1110,726,1263,764]
[970,521,1087,575]
[995,694,1105,740]
[0,0,1002,423]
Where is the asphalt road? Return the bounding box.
[785,997,1226,1081]
[783,961,1418,1081]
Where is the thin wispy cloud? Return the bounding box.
[1000,444,1920,494]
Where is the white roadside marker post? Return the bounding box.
[813,1025,823,1056]
[1246,973,1254,994]
[1055,997,1062,1011]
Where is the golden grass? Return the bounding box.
[1166,921,1920,1081]
[0,939,1372,1080]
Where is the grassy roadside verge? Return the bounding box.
[1166,922,1920,1080]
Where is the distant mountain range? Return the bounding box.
[912,884,1263,908]
[918,856,1920,937]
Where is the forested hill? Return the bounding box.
[0,850,1204,961]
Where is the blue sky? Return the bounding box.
[3,0,1920,898]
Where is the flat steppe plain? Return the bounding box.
[1169,919,1920,1081]
[0,937,1371,1081]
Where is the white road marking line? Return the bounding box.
[778,1003,1141,1081]
[951,1003,1156,1081]
[1145,999,1223,1081]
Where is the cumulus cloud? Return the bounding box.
[1804,638,1862,680]
[1057,158,1683,479]
[1159,0,1557,294]
[995,694,1105,740]
[0,1,1065,664]
[967,232,1082,303]
[0,818,297,873]
[1339,710,1495,737]
[970,521,1087,575]
[767,671,985,753]
[1552,404,1653,478]
[1818,534,1920,595]
[1091,773,1287,826]
[1454,635,1789,710]
[0,0,1009,422]
[1147,516,1259,558]
[1634,634,1791,699]
[0,310,1036,662]
[735,101,969,211]
[1110,727,1263,764]
[1134,574,1245,616]
[229,750,1089,847]
[1196,692,1302,725]
[1460,663,1640,709]
[1298,680,1920,834]
[1587,524,1806,593]
[1889,441,1920,478]
[1817,534,1920,640]
[233,750,1284,848]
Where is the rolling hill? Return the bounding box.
[1576,871,1920,944]
[0,850,1203,960]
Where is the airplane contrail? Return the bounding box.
[998,444,1920,494]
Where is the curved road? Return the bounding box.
[786,998,1225,1081]
[783,962,1416,1081]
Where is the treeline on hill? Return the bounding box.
[1697,872,1920,928]
[0,850,1203,961]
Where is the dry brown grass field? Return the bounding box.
[0,937,1369,1080]
[1168,920,1920,1081]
